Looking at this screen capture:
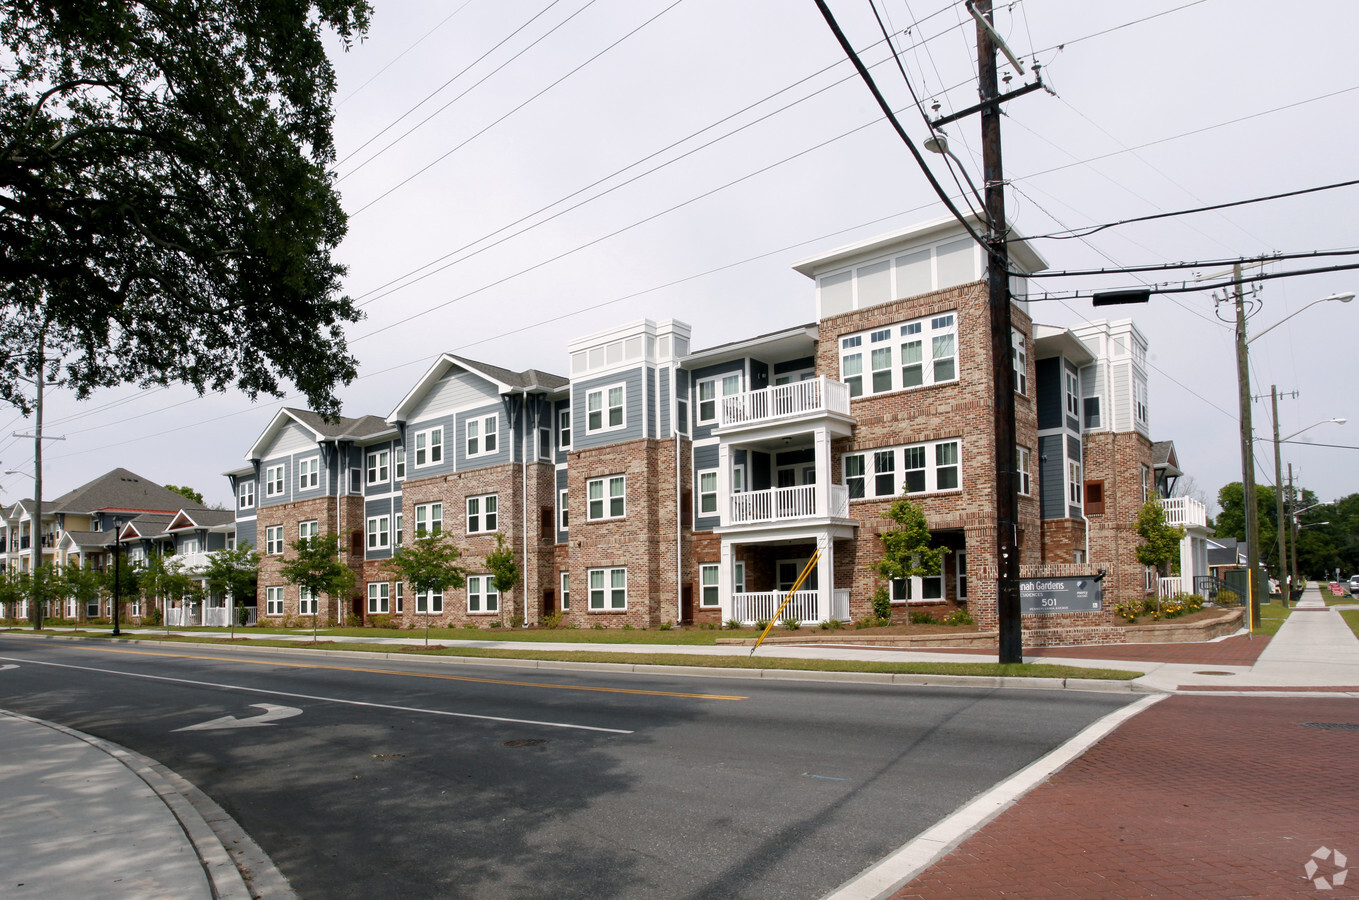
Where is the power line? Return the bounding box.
[335,0,479,108]
[1021,248,1359,280]
[1024,261,1359,302]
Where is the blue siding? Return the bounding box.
[647,368,656,439]
[1035,357,1062,431]
[406,413,458,479]
[555,467,569,544]
[690,359,745,442]
[693,443,720,531]
[658,367,670,437]
[455,401,511,471]
[258,456,293,507]
[235,519,257,551]
[774,356,815,376]
[1066,434,1083,518]
[1039,433,1064,520]
[572,368,645,450]
[205,532,227,552]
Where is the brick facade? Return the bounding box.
[1083,430,1155,605]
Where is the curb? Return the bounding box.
[0,631,1147,693]
[0,709,290,900]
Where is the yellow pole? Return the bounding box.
[750,550,820,656]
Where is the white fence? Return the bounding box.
[732,590,821,624]
[719,377,850,428]
[1159,497,1207,528]
[729,483,850,525]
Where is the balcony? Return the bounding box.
[718,376,851,429]
[731,589,850,626]
[167,551,214,572]
[729,484,850,526]
[1159,497,1207,529]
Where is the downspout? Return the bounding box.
[674,360,682,624]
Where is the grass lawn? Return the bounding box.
[1340,610,1359,641]
[1254,599,1291,637]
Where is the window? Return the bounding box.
[298,457,319,490]
[413,427,442,467]
[840,312,957,397]
[587,475,625,520]
[558,407,571,449]
[734,561,746,594]
[395,582,404,613]
[265,464,284,497]
[589,567,627,610]
[1013,331,1028,395]
[700,564,719,608]
[299,520,318,543]
[466,414,497,457]
[1017,447,1032,496]
[416,588,443,614]
[890,566,944,605]
[696,374,741,424]
[367,450,389,485]
[539,427,551,460]
[467,494,497,533]
[350,468,362,493]
[395,512,403,546]
[587,384,626,432]
[394,447,406,479]
[560,571,570,610]
[415,502,442,536]
[558,489,569,531]
[1134,379,1148,425]
[956,552,967,602]
[1085,480,1106,516]
[298,586,317,616]
[238,481,255,510]
[467,574,499,613]
[843,439,962,500]
[367,515,390,550]
[1064,370,1079,418]
[1069,461,1083,504]
[698,470,718,516]
[266,525,283,555]
[1084,396,1101,430]
[266,586,284,616]
[1141,465,1151,503]
[368,582,390,614]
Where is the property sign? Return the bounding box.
[1020,576,1102,614]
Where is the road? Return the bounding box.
[0,638,1134,899]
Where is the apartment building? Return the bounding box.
[231,216,1205,645]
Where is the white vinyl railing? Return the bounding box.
[719,376,850,428]
[732,590,821,624]
[1159,497,1207,528]
[1157,576,1185,598]
[728,483,851,525]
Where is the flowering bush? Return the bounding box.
[1115,592,1204,623]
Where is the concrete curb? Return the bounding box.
[0,710,287,899]
[0,631,1148,693]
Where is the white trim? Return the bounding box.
[297,456,320,491]
[367,515,390,551]
[839,311,957,398]
[699,563,720,608]
[466,494,498,534]
[587,474,626,521]
[367,581,390,614]
[588,566,627,610]
[467,574,499,613]
[414,502,443,537]
[558,488,569,532]
[265,525,284,556]
[843,438,962,500]
[464,413,498,458]
[585,383,627,434]
[264,464,284,498]
[366,449,389,485]
[412,426,444,468]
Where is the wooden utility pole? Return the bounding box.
[1233,265,1260,630]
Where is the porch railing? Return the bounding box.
[1157,576,1184,598]
[732,590,821,624]
[1159,496,1207,528]
[729,483,850,525]
[719,376,850,428]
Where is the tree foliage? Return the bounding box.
[164,484,205,506]
[280,532,354,635]
[383,532,467,601]
[202,541,258,605]
[1135,501,1185,576]
[484,532,520,616]
[0,1,372,415]
[875,498,945,583]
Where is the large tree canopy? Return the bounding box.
[1,1,371,416]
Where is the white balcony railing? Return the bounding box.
[732,590,821,625]
[1159,497,1207,528]
[718,376,850,428]
[165,551,213,572]
[729,483,850,525]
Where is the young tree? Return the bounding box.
[383,532,467,646]
[202,542,259,638]
[1,2,372,417]
[484,533,521,625]
[875,498,945,623]
[164,485,205,506]
[1136,500,1186,580]
[280,533,355,640]
[0,570,30,623]
[105,554,143,626]
[60,562,105,624]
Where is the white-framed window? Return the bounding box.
[367,450,389,485]
[698,470,718,516]
[413,427,443,468]
[394,512,403,547]
[1069,460,1083,505]
[467,574,499,613]
[265,464,284,497]
[1017,447,1032,496]
[956,551,967,602]
[416,588,443,614]
[890,570,945,604]
[586,384,626,433]
[466,494,497,534]
[1013,330,1028,396]
[415,502,442,536]
[843,439,962,499]
[732,466,746,494]
[298,520,319,544]
[588,566,627,610]
[1134,378,1148,425]
[298,457,319,491]
[675,384,689,436]
[734,561,746,594]
[395,582,404,613]
[558,489,569,531]
[367,515,390,550]
[238,481,255,510]
[466,414,497,458]
[1065,370,1080,418]
[560,571,570,610]
[587,475,625,520]
[266,525,284,555]
[700,564,719,608]
[394,447,406,480]
[558,407,571,449]
[266,585,284,616]
[298,586,317,616]
[696,373,742,424]
[1141,465,1151,503]
[839,312,957,398]
[367,582,390,614]
[1084,396,1101,430]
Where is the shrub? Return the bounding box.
[143,606,163,626]
[345,613,361,627]
[463,620,479,630]
[819,618,845,631]
[1215,589,1240,607]
[489,621,502,628]
[592,623,606,630]
[509,615,525,628]
[753,619,770,632]
[368,614,392,630]
[622,623,634,631]
[909,609,937,625]
[237,606,251,627]
[725,618,742,630]
[542,612,564,629]
[871,585,892,622]
[780,615,800,631]
[658,621,673,631]
[942,608,974,626]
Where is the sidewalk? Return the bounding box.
[846,583,1359,899]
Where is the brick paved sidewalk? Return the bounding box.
[893,695,1359,899]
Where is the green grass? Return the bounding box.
[1340,610,1359,641]
[1253,599,1292,637]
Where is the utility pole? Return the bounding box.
[1288,463,1299,592]
[1232,265,1261,631]
[1267,386,1297,604]
[13,330,64,630]
[975,0,1021,664]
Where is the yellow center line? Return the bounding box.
[68,644,748,701]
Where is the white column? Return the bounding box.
[816,533,832,623]
[719,539,733,622]
[813,426,831,517]
[717,441,731,526]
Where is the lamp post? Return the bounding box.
[1237,289,1353,627]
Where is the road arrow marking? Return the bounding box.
[174,703,302,732]
[0,664,18,671]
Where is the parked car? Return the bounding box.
[1348,575,1359,596]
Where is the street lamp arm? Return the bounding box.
[1280,417,1347,444]
[1247,292,1354,345]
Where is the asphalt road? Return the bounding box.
[0,638,1135,899]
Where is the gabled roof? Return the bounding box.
[246,407,395,460]
[166,509,236,532]
[387,354,567,423]
[48,468,206,516]
[58,530,115,552]
[118,513,173,541]
[1152,441,1182,476]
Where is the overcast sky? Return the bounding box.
[3,0,1356,514]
